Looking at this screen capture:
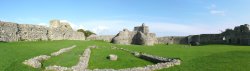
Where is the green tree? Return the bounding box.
[77,29,96,37]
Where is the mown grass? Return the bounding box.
[0,40,250,71]
[115,44,250,71]
[88,47,153,69]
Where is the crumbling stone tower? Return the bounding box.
[134,23,149,33]
[112,23,157,46]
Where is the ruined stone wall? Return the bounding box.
[112,24,157,46]
[134,23,149,33]
[17,24,49,41]
[87,35,115,42]
[187,34,225,45]
[112,29,136,45]
[157,36,187,44]
[48,20,85,40]
[0,20,85,42]
[0,21,19,42]
[199,34,224,44]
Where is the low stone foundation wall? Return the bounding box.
[23,55,51,68]
[24,45,180,71]
[23,45,76,68]
[51,45,76,56]
[139,53,180,63]
[45,46,94,71]
[72,48,91,70]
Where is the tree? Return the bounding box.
[77,29,96,37]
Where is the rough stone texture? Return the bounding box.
[87,35,115,42]
[112,24,157,46]
[51,45,76,56]
[0,20,85,42]
[157,36,187,44]
[45,65,72,71]
[108,54,118,61]
[17,24,49,41]
[23,55,51,68]
[221,24,250,45]
[156,24,250,45]
[48,20,85,40]
[72,48,91,71]
[0,21,19,42]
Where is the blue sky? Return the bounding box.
[1,0,250,36]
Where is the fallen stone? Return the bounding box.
[23,55,51,68]
[108,54,118,61]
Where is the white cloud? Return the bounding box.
[37,23,49,27]
[92,25,109,35]
[78,20,140,35]
[208,4,226,16]
[55,20,243,37]
[210,10,225,16]
[60,20,86,31]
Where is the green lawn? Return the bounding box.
[0,40,250,71]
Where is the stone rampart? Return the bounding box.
[87,35,115,42]
[0,20,85,42]
[157,36,187,44]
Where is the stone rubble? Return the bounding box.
[108,54,118,61]
[51,45,76,56]
[23,55,51,68]
[23,45,76,68]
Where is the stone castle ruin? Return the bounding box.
[2,19,250,46]
[111,24,157,46]
[0,20,85,42]
[87,23,250,46]
[179,24,250,45]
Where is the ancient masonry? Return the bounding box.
[23,45,181,71]
[111,24,157,46]
[184,24,250,45]
[0,20,85,42]
[87,35,115,42]
[87,24,250,46]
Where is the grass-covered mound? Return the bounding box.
[0,40,250,71]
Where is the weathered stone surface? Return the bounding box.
[17,24,49,41]
[48,20,85,40]
[108,54,118,61]
[87,34,115,42]
[23,55,51,68]
[72,48,91,70]
[0,21,18,42]
[112,24,157,46]
[51,45,76,56]
[0,20,85,42]
[45,65,72,71]
[157,36,187,44]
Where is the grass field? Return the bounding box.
[0,40,250,71]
